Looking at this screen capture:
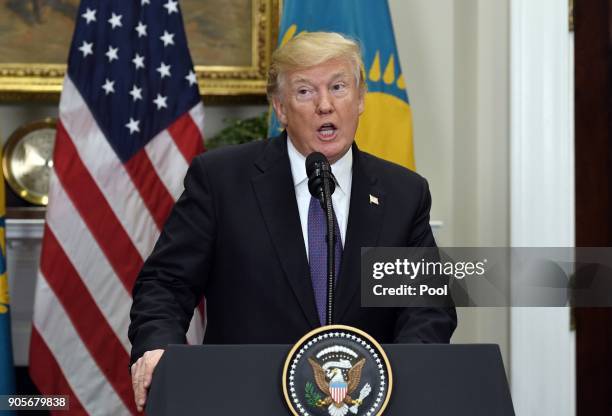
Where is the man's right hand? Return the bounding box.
[131,349,164,412]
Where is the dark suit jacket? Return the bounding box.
[129,133,456,364]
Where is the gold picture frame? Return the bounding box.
[0,0,280,101]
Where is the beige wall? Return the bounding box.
[389,0,510,367]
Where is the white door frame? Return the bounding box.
[510,0,575,415]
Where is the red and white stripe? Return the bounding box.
[331,386,347,404]
[29,76,205,415]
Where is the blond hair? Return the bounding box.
[267,31,366,100]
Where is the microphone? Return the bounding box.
[305,152,336,326]
[306,152,336,206]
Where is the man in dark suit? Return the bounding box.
[129,31,456,411]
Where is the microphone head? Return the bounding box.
[305,152,328,178]
[305,152,335,199]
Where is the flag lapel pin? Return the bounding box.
[369,194,379,205]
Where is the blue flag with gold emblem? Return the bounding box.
[0,146,15,401]
[269,0,415,170]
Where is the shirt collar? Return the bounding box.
[287,136,353,195]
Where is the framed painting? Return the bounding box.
[0,0,280,100]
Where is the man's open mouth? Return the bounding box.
[317,123,337,139]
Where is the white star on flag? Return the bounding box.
[164,0,179,14]
[82,8,96,24]
[141,0,150,5]
[160,31,175,47]
[132,53,145,69]
[79,41,93,57]
[135,22,147,38]
[102,79,115,95]
[106,46,119,62]
[129,85,143,101]
[125,118,140,134]
[108,13,123,29]
[157,62,171,78]
[185,70,197,86]
[153,94,168,109]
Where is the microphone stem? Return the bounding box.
[322,175,335,326]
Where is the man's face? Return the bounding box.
[272,58,365,164]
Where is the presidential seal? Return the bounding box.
[283,325,392,416]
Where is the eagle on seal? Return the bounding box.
[308,356,368,415]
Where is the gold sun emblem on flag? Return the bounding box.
[0,275,9,314]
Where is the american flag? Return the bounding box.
[29,1,205,414]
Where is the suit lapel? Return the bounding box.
[251,134,320,328]
[335,146,385,321]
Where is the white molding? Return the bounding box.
[6,219,44,366]
[6,219,45,240]
[510,0,575,415]
[430,220,443,229]
[11,322,32,367]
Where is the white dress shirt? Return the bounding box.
[287,137,353,260]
